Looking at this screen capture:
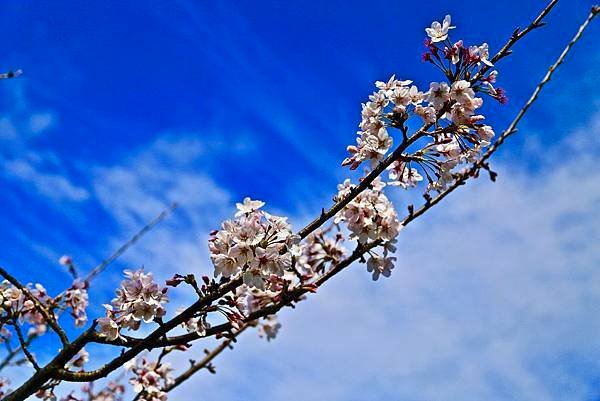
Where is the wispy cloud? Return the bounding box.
[90,134,235,302]
[3,158,89,202]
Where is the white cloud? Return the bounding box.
[91,135,233,299]
[3,158,89,202]
[28,112,56,134]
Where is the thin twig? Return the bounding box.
[472,0,560,81]
[12,322,40,371]
[0,333,36,372]
[84,203,178,283]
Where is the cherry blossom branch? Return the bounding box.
[403,4,599,227]
[297,0,560,241]
[32,0,578,372]
[297,129,427,239]
[50,278,243,383]
[0,206,177,398]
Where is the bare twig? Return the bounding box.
[12,322,40,371]
[84,203,178,283]
[132,326,248,401]
[472,0,560,81]
[0,333,36,372]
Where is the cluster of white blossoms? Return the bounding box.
[296,228,346,277]
[423,77,496,191]
[335,178,401,245]
[366,245,397,281]
[126,357,173,401]
[208,197,300,290]
[97,270,168,341]
[342,14,503,196]
[342,76,429,170]
[64,280,89,327]
[0,281,52,338]
[333,178,400,280]
[387,160,423,189]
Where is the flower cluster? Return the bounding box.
[366,246,397,281]
[343,14,503,197]
[64,280,89,327]
[387,160,423,189]
[334,178,400,280]
[342,76,428,170]
[97,270,168,341]
[335,178,401,245]
[0,281,52,338]
[126,356,173,401]
[209,197,299,290]
[296,228,346,276]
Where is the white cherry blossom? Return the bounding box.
[425,15,455,43]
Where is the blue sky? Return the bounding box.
[0,1,599,400]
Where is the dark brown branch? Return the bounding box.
[52,277,243,383]
[12,322,40,371]
[162,326,248,396]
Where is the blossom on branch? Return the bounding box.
[209,198,299,290]
[126,356,173,401]
[425,15,455,42]
[97,269,168,340]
